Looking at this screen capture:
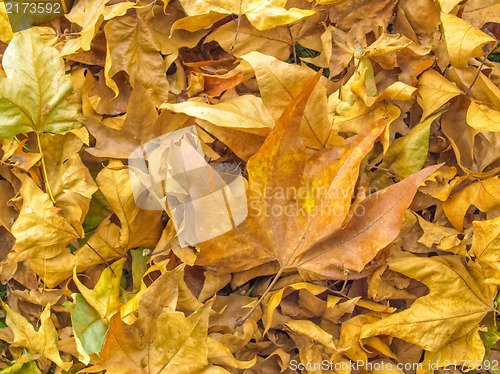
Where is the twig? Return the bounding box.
[366,163,395,175]
[329,289,351,299]
[465,55,487,95]
[288,27,297,64]
[85,242,116,277]
[148,245,171,256]
[339,278,349,294]
[230,0,243,53]
[235,266,285,327]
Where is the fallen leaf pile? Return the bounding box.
[0,0,499,373]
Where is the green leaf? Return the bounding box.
[73,258,126,322]
[131,249,148,293]
[478,312,500,363]
[0,362,28,374]
[0,28,80,139]
[82,190,114,239]
[65,293,109,358]
[378,113,441,179]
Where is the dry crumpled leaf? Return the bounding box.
[441,96,500,177]
[96,160,163,247]
[7,130,97,271]
[85,82,160,159]
[338,313,395,363]
[205,17,293,60]
[197,72,441,280]
[104,13,170,106]
[462,0,500,28]
[61,0,134,56]
[0,180,16,231]
[416,69,462,120]
[177,0,316,31]
[440,12,496,69]
[3,139,41,173]
[418,166,463,202]
[470,215,500,285]
[466,99,500,132]
[9,176,82,262]
[120,259,204,325]
[285,319,337,351]
[0,2,13,43]
[2,302,72,371]
[41,130,98,233]
[361,255,495,352]
[96,266,216,374]
[161,95,274,134]
[443,177,500,231]
[264,282,327,333]
[240,51,335,149]
[417,326,485,373]
[416,213,465,254]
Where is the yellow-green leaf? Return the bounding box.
[361,256,494,352]
[0,29,80,139]
[73,257,126,322]
[2,302,72,371]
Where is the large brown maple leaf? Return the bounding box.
[196,72,439,281]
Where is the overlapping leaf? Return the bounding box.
[197,73,440,279]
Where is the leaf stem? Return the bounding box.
[465,56,486,96]
[230,2,242,53]
[85,242,116,277]
[36,132,55,204]
[235,266,285,327]
[366,163,396,175]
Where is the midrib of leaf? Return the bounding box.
[475,235,499,259]
[78,317,106,337]
[31,33,43,134]
[446,261,493,308]
[27,185,79,238]
[155,311,205,374]
[263,65,325,147]
[297,188,401,266]
[387,310,487,325]
[109,328,143,372]
[283,126,380,268]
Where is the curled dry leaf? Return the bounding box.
[361,256,495,352]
